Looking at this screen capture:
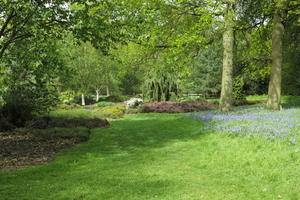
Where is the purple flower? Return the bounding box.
[186,106,300,145]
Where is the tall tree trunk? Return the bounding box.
[267,8,285,110]
[81,93,85,106]
[96,89,100,102]
[219,0,235,112]
[106,85,110,96]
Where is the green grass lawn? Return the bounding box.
[207,95,300,108]
[247,95,300,107]
[1,111,300,199]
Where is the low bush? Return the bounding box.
[0,117,15,131]
[0,85,59,129]
[0,88,59,132]
[74,94,96,105]
[98,104,126,119]
[125,108,140,114]
[26,116,109,129]
[49,117,109,129]
[138,105,153,113]
[232,76,247,106]
[59,90,78,105]
[96,101,114,108]
[33,127,91,142]
[56,104,82,110]
[0,94,35,128]
[140,101,216,113]
[282,96,300,108]
[105,95,130,102]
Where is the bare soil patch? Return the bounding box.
[0,132,78,170]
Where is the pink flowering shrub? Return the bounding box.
[140,101,216,113]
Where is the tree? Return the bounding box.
[144,70,179,102]
[111,43,147,95]
[282,16,300,95]
[219,0,236,111]
[0,0,78,59]
[187,40,223,97]
[0,37,62,127]
[222,0,300,109]
[61,41,98,105]
[122,0,242,110]
[71,0,143,54]
[266,1,285,110]
[267,0,299,110]
[59,36,121,105]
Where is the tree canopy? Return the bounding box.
[0,0,300,127]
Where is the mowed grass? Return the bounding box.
[247,95,300,107]
[1,112,300,199]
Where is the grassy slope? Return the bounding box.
[1,112,300,199]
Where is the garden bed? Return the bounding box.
[0,112,110,170]
[0,131,82,170]
[140,101,217,113]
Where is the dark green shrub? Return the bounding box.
[25,116,50,129]
[49,117,109,129]
[0,98,33,128]
[0,85,59,128]
[97,96,108,101]
[105,95,130,102]
[232,76,247,105]
[119,72,142,95]
[96,95,130,103]
[138,105,153,113]
[26,116,109,129]
[59,90,77,104]
[125,108,140,114]
[33,127,91,142]
[96,101,114,108]
[0,117,15,131]
[74,94,96,105]
[56,103,82,110]
[186,40,222,98]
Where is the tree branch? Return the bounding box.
[0,10,16,38]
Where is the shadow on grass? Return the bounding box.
[0,114,206,199]
[282,96,300,108]
[70,114,206,156]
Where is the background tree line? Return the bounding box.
[0,0,299,127]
